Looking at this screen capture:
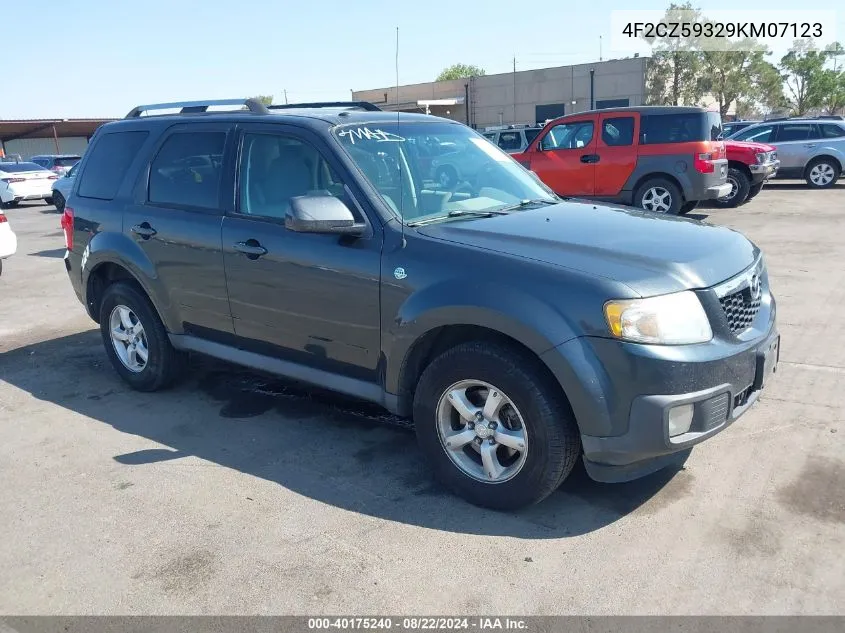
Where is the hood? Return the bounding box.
[726,139,776,152]
[416,200,758,296]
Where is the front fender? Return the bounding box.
[82,232,179,331]
[383,278,579,395]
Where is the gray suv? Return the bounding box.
[61,98,779,510]
[729,118,845,188]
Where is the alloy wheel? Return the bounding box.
[436,379,528,483]
[641,186,672,212]
[108,304,149,373]
[809,163,835,186]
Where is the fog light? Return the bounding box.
[668,404,695,437]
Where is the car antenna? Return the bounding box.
[396,25,406,249]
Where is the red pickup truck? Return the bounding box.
[715,140,780,208]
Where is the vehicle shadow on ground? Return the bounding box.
[28,248,65,258]
[764,181,844,191]
[1,330,692,539]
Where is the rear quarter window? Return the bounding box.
[821,124,845,138]
[77,131,149,200]
[640,113,720,144]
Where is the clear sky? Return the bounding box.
[1,1,841,119]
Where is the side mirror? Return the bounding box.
[286,195,366,236]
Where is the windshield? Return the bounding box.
[333,121,557,223]
[54,157,81,167]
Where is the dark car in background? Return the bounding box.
[30,154,82,176]
[60,98,779,510]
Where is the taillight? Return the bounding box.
[47,175,59,180]
[694,152,715,174]
[0,213,7,223]
[61,207,74,250]
[1,177,26,183]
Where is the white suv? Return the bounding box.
[482,126,543,154]
[730,118,845,188]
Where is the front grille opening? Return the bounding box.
[734,384,753,409]
[719,287,762,334]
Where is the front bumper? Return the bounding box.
[704,182,733,200]
[578,325,780,483]
[749,159,780,183]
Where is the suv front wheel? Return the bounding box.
[805,157,840,189]
[413,341,581,510]
[99,281,185,391]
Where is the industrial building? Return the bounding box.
[0,119,114,160]
[353,57,649,130]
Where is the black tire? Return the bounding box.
[804,157,840,189]
[747,182,764,200]
[435,165,458,189]
[713,167,751,208]
[52,191,65,213]
[678,200,699,215]
[99,281,185,392]
[0,259,3,276]
[633,178,682,215]
[44,196,54,206]
[1,200,18,209]
[413,341,581,510]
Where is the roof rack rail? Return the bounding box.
[267,101,382,112]
[124,98,269,119]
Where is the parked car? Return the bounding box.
[0,161,59,208]
[62,98,779,510]
[721,120,760,138]
[482,126,544,155]
[512,106,731,215]
[51,161,80,212]
[713,140,780,208]
[29,154,82,176]
[728,118,845,188]
[0,207,17,276]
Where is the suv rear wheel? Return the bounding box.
[99,281,185,391]
[413,341,581,510]
[634,178,682,214]
[713,167,750,208]
[805,157,840,189]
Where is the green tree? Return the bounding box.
[697,42,774,117]
[819,42,845,114]
[779,41,828,116]
[643,2,705,106]
[250,95,274,106]
[436,64,486,82]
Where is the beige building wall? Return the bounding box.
[353,57,648,129]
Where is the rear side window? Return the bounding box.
[777,124,814,142]
[497,132,522,151]
[524,128,541,144]
[821,124,845,138]
[640,113,719,144]
[601,117,635,146]
[77,131,149,200]
[148,132,226,210]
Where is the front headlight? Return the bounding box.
[604,291,712,345]
[755,152,767,164]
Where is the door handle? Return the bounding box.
[234,239,267,259]
[580,154,600,164]
[803,143,817,148]
[130,222,157,239]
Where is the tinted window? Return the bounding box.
[601,117,635,146]
[541,121,594,150]
[497,132,522,151]
[0,162,47,173]
[238,133,345,219]
[525,128,541,144]
[54,157,81,167]
[482,133,497,140]
[77,131,149,200]
[777,124,814,142]
[733,125,775,143]
[821,124,845,138]
[148,132,226,209]
[640,113,719,144]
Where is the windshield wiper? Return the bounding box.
[407,209,511,227]
[495,198,560,212]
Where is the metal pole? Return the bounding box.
[464,83,470,125]
[512,57,517,124]
[52,124,60,153]
[590,69,595,110]
[284,90,288,104]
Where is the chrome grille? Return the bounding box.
[719,288,762,333]
[713,256,765,335]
